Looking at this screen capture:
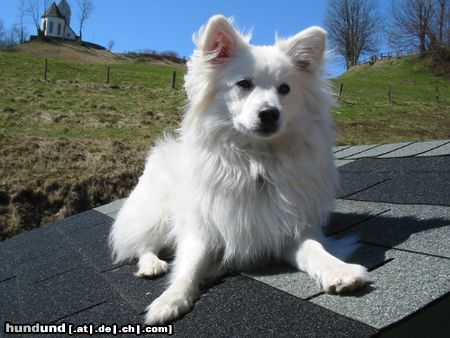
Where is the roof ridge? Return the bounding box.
[42,2,65,19]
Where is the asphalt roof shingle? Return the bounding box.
[2,140,449,336]
[42,2,65,19]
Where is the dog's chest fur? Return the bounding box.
[190,143,328,266]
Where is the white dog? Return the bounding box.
[110,15,368,324]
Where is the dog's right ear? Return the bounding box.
[197,15,248,63]
[278,26,327,72]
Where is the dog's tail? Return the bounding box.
[321,234,361,261]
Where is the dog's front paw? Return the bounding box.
[320,263,368,293]
[135,253,169,278]
[145,289,195,324]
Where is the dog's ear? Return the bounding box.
[197,15,248,63]
[279,26,326,71]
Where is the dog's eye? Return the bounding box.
[278,84,290,95]
[236,79,253,90]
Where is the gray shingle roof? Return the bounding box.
[42,2,64,19]
[1,140,449,336]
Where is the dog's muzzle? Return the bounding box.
[256,108,279,135]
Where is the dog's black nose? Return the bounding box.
[259,108,280,125]
[258,108,279,134]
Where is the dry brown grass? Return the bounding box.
[0,46,185,239]
[0,137,149,238]
[14,40,125,64]
[1,47,448,240]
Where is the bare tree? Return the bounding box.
[429,0,450,49]
[0,17,23,48]
[0,24,21,48]
[8,24,21,47]
[25,0,49,35]
[107,40,115,51]
[325,0,382,69]
[0,18,5,47]
[26,0,42,34]
[390,0,436,55]
[42,0,50,17]
[17,0,26,43]
[437,0,447,44]
[443,0,449,45]
[77,0,94,41]
[0,18,4,35]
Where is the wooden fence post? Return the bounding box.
[338,82,343,101]
[106,66,110,84]
[388,84,392,103]
[172,71,177,89]
[435,85,440,103]
[44,58,48,81]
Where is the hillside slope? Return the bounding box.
[331,55,449,144]
[0,49,448,239]
[0,48,186,239]
[12,40,126,64]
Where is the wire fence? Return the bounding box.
[358,49,418,65]
[39,58,181,89]
[336,81,444,104]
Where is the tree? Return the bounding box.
[390,0,435,55]
[390,0,450,54]
[325,0,382,69]
[7,24,21,47]
[107,40,115,51]
[18,0,26,43]
[77,0,94,41]
[0,18,5,47]
[0,18,4,36]
[25,0,49,35]
[0,23,21,48]
[42,0,49,12]
[26,0,42,34]
[429,0,450,49]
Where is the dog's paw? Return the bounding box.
[320,263,368,293]
[145,290,195,324]
[135,254,169,278]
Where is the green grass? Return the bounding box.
[0,49,186,238]
[0,52,186,141]
[331,56,449,144]
[0,47,449,239]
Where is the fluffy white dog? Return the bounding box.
[110,15,368,324]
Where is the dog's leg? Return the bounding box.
[132,218,172,278]
[145,232,212,324]
[110,159,173,277]
[110,201,171,277]
[285,234,368,293]
[135,248,169,278]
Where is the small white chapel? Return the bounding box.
[40,0,77,40]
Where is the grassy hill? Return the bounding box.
[0,43,449,239]
[0,42,186,238]
[332,56,449,144]
[12,39,125,64]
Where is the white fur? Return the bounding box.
[109,15,368,324]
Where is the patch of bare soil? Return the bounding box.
[0,137,149,239]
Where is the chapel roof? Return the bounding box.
[42,2,65,19]
[58,0,71,14]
